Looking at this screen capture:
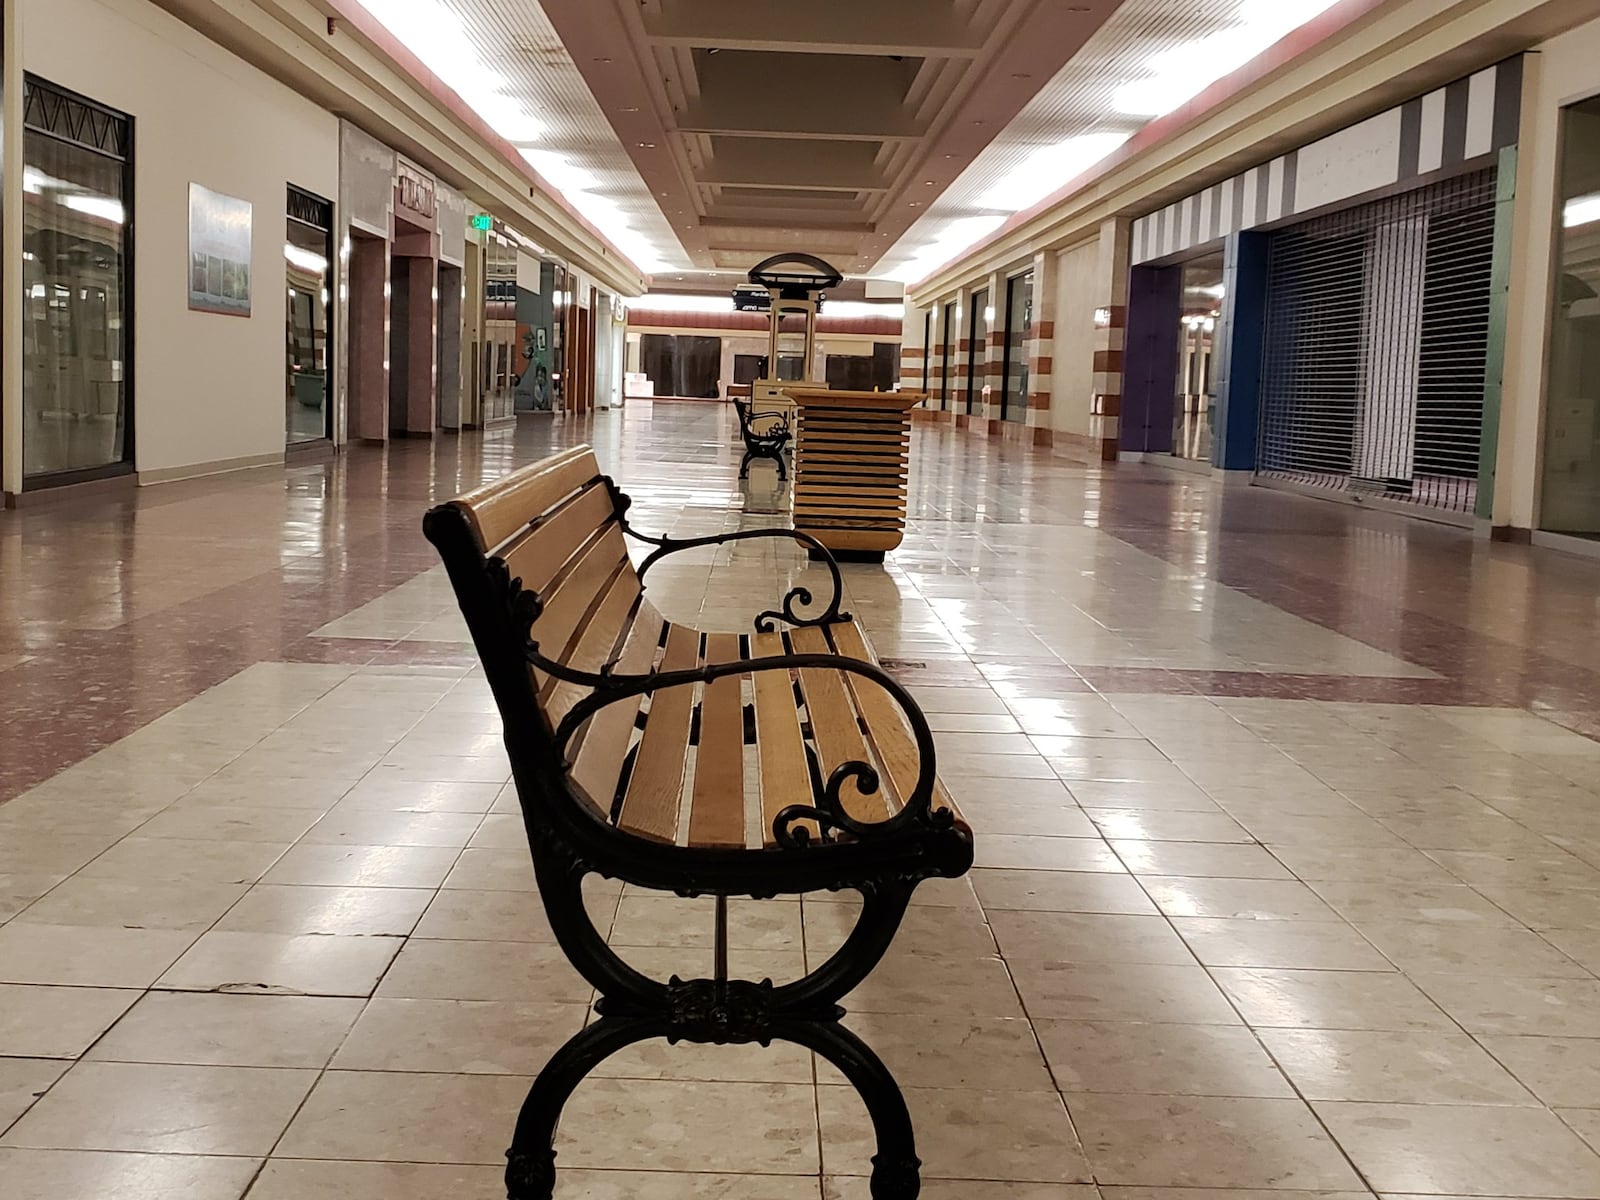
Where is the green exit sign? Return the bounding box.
[470,213,493,232]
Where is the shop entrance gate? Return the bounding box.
[1256,168,1498,515]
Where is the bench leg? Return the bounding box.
[774,882,913,1013]
[505,1015,661,1200]
[783,1020,921,1198]
[739,448,755,479]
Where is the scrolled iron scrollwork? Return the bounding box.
[599,473,850,631]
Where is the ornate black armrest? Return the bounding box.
[603,477,848,631]
[532,646,947,849]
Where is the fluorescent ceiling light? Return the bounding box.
[520,149,598,194]
[1564,193,1600,228]
[977,132,1131,212]
[63,194,125,224]
[824,301,905,320]
[1114,0,1341,119]
[285,243,330,274]
[885,214,1007,283]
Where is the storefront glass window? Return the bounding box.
[21,79,132,481]
[286,188,333,443]
[939,302,955,407]
[1003,271,1033,421]
[1542,97,1600,536]
[1174,253,1224,461]
[967,290,990,415]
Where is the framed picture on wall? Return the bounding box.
[188,183,253,316]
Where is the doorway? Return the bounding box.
[286,187,333,445]
[1173,253,1223,461]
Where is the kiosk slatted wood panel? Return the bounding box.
[785,389,925,560]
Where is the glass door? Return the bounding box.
[286,188,333,443]
[1173,253,1223,461]
[1002,271,1034,421]
[966,290,990,415]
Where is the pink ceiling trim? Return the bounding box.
[326,0,648,280]
[909,0,1386,288]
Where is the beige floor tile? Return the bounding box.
[1111,840,1294,879]
[2,1061,315,1155]
[0,985,140,1058]
[1266,844,1460,884]
[1308,880,1517,925]
[1090,809,1252,843]
[1414,975,1600,1037]
[819,1084,1089,1182]
[1564,1108,1600,1153]
[158,930,402,996]
[956,797,1100,838]
[554,1078,820,1174]
[300,809,483,848]
[0,874,66,923]
[0,923,197,988]
[1036,1020,1293,1097]
[87,992,362,1068]
[1174,918,1392,971]
[131,806,322,843]
[935,731,1041,756]
[827,1182,1097,1200]
[335,778,503,812]
[17,878,248,931]
[594,1035,814,1084]
[1481,1036,1600,1107]
[1010,962,1242,1024]
[926,712,1023,733]
[441,846,538,891]
[1212,967,1456,1032]
[1065,779,1218,811]
[1067,1091,1363,1189]
[333,998,586,1075]
[376,939,592,1003]
[1544,927,1600,972]
[990,910,1196,965]
[411,887,558,941]
[0,1059,68,1128]
[971,834,1126,873]
[1426,848,1600,892]
[1101,1191,1368,1200]
[276,1070,532,1164]
[1357,920,1591,977]
[941,753,1058,779]
[1317,1101,1600,1196]
[842,949,1023,1017]
[804,900,998,959]
[1474,885,1600,931]
[244,1159,503,1200]
[1143,876,1337,920]
[76,838,291,886]
[609,895,803,949]
[466,813,527,849]
[972,868,1157,914]
[213,883,432,935]
[260,843,459,888]
[813,1013,1054,1091]
[0,1148,261,1200]
[1260,1028,1537,1104]
[909,686,1011,715]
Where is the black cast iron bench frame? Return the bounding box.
[424,454,973,1200]
[732,395,792,480]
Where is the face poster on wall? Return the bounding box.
[188,183,253,316]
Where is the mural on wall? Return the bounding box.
[188,183,253,316]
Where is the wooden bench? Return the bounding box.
[424,445,972,1200]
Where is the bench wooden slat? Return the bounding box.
[752,631,815,847]
[567,601,666,814]
[544,570,642,716]
[615,623,700,844]
[532,526,630,672]
[689,633,747,849]
[790,625,896,825]
[828,621,959,824]
[498,482,617,597]
[452,446,599,553]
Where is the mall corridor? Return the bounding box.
[3,404,1600,1197]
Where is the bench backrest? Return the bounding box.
[423,445,652,824]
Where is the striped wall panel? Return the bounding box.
[1131,56,1522,265]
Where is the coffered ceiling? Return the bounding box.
[537,0,1129,276]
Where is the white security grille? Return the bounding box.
[1257,168,1497,514]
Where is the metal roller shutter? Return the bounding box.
[1257,168,1497,514]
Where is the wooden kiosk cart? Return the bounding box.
[785,388,926,562]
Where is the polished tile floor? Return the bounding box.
[4,401,1600,1198]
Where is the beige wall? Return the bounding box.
[25,0,339,478]
[1050,240,1099,435]
[1499,20,1600,528]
